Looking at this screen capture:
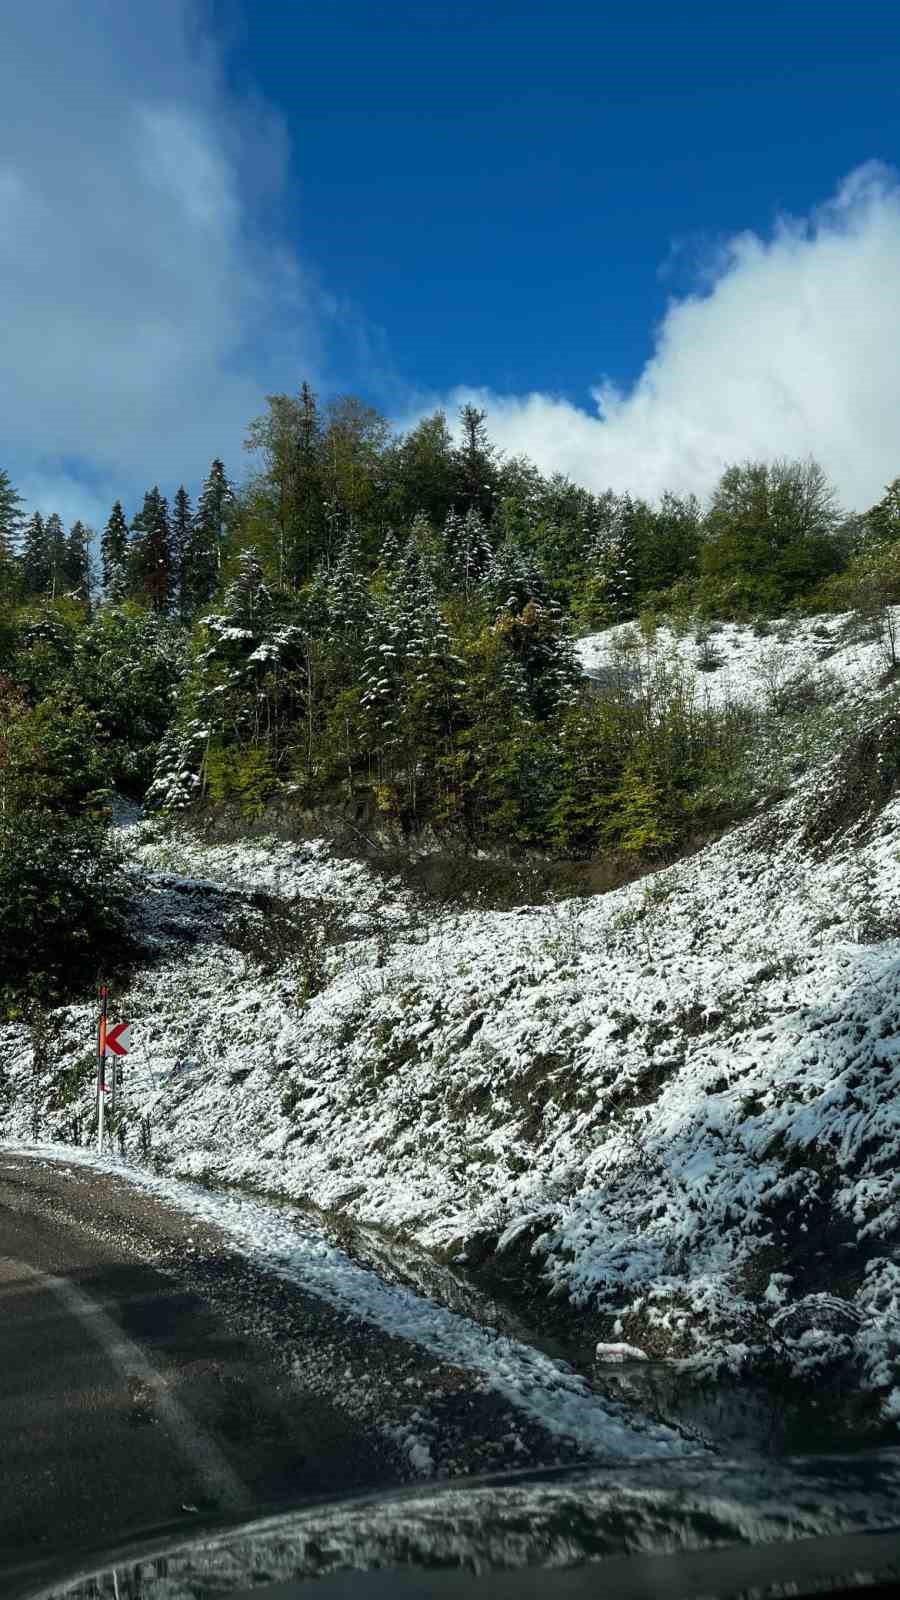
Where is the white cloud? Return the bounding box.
[430,163,900,513]
[3,6,899,532]
[0,0,326,523]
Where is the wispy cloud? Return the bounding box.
[428,163,900,512]
[0,0,328,522]
[3,5,898,531]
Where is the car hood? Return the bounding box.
[11,1449,900,1600]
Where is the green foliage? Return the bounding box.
[5,390,892,883]
[699,457,845,615]
[0,816,133,1011]
[0,602,185,797]
[205,744,277,818]
[0,686,110,819]
[70,608,185,793]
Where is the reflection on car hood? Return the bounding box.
[17,1450,900,1600]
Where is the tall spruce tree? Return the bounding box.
[100,501,130,600]
[455,404,498,521]
[0,469,23,565]
[64,521,92,600]
[447,507,493,598]
[132,488,174,613]
[21,512,50,596]
[182,460,234,615]
[171,486,192,616]
[45,513,66,598]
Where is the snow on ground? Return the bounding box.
[4,612,900,1428]
[575,608,893,710]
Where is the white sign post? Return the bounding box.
[97,986,131,1152]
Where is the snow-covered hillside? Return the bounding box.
[4,611,900,1431]
[575,609,894,710]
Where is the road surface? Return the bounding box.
[0,1152,583,1590]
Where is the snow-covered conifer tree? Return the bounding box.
[100,502,129,602]
[0,469,23,575]
[448,507,493,598]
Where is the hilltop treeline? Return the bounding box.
[2,388,900,1000]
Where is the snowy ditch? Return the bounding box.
[4,611,900,1450]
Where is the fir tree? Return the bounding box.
[576,495,639,626]
[324,528,371,645]
[100,501,129,601]
[21,512,50,595]
[455,403,498,520]
[373,524,404,592]
[133,488,174,613]
[183,460,233,615]
[45,513,66,598]
[361,559,464,805]
[0,469,24,565]
[221,546,271,629]
[63,521,91,600]
[482,531,544,615]
[171,486,193,616]
[448,507,492,598]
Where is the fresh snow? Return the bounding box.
[574,610,887,710]
[4,610,900,1428]
[0,1142,686,1461]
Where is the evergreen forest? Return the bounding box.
[3,385,900,1007]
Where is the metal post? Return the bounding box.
[97,985,108,1153]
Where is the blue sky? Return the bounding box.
[1,0,899,527]
[231,0,900,402]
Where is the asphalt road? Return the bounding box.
[0,1153,582,1594]
[0,1155,403,1580]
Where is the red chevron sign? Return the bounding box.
[100,1020,131,1057]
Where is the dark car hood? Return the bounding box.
[11,1450,900,1600]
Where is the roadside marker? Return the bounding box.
[96,988,131,1150]
[105,1023,131,1058]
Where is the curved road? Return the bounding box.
[0,1152,588,1596]
[0,1155,401,1586]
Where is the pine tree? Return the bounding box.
[455,404,499,520]
[171,486,193,616]
[183,460,233,615]
[100,501,129,601]
[0,469,24,565]
[45,513,66,598]
[448,507,492,598]
[132,488,174,613]
[63,521,91,600]
[21,512,50,595]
